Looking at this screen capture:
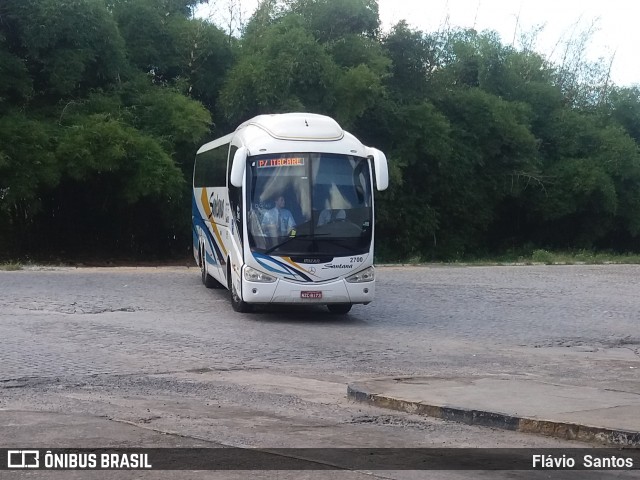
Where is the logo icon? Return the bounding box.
[8,450,40,469]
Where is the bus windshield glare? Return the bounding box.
[247,153,373,257]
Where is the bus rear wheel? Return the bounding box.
[200,247,221,289]
[327,304,352,314]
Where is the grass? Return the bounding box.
[4,251,640,269]
[380,250,640,266]
[474,250,640,266]
[0,262,22,271]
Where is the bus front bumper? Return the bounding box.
[241,277,374,305]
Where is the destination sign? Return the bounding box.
[257,157,305,168]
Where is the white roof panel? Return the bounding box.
[238,113,344,141]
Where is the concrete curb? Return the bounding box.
[347,384,640,446]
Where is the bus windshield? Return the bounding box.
[247,153,373,257]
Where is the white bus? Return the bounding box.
[192,113,388,314]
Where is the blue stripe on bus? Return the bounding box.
[252,252,313,282]
[192,194,224,267]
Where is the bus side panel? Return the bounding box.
[192,189,206,266]
[192,198,199,265]
[193,186,229,287]
[194,138,233,288]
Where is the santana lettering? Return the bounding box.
[209,193,225,219]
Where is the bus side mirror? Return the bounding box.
[230,146,247,187]
[367,147,389,191]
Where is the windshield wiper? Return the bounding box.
[263,233,328,255]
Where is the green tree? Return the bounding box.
[383,22,438,103]
[374,101,451,259]
[111,0,233,107]
[3,0,640,261]
[0,34,32,110]
[430,88,538,257]
[47,76,212,256]
[2,0,126,98]
[286,0,379,43]
[220,15,338,123]
[0,0,213,258]
[0,113,60,251]
[609,87,640,143]
[222,0,389,126]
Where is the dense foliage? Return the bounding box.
[1,0,639,261]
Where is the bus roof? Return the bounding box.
[197,113,367,156]
[237,113,344,141]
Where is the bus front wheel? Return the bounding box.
[229,274,253,313]
[327,304,352,314]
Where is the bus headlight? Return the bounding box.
[244,266,276,283]
[346,266,374,283]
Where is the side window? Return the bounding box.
[194,144,229,187]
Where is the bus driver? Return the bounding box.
[262,195,296,237]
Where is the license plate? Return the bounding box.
[301,291,322,299]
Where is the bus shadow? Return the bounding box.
[205,289,371,324]
[246,304,369,325]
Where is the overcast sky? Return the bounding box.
[197,0,640,86]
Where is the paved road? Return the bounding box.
[1,265,639,478]
[2,265,638,386]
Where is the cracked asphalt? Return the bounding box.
[1,265,639,479]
